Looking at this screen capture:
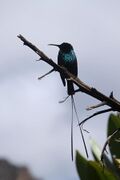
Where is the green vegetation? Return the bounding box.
[76,114,120,180]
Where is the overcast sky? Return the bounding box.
[0,0,120,179]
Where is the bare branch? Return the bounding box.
[17,34,120,112]
[59,95,70,103]
[38,69,54,80]
[86,102,106,110]
[79,108,113,127]
[86,92,115,110]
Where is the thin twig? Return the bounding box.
[86,102,106,110]
[59,95,70,103]
[38,69,54,80]
[79,108,113,127]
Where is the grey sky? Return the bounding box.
[0,0,120,179]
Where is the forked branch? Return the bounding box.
[17,34,120,112]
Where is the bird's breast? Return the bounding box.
[62,50,76,63]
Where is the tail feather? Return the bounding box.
[71,96,89,158]
[67,81,75,95]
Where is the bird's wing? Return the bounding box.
[58,52,66,86]
[63,51,78,77]
[70,50,78,76]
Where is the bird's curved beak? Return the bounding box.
[48,44,60,48]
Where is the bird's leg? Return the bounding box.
[38,69,54,80]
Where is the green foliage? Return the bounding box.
[75,114,120,180]
[90,138,114,172]
[107,114,120,177]
[76,151,116,180]
[107,114,120,159]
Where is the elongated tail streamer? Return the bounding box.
[71,95,74,161]
[71,95,89,158]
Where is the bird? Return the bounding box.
[49,42,78,95]
[49,42,88,161]
[49,43,78,160]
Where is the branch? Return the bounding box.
[79,108,113,127]
[17,34,120,112]
[38,69,54,80]
[86,102,106,110]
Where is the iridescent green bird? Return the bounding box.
[49,42,78,95]
[49,42,88,161]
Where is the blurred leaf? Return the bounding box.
[90,138,114,172]
[76,151,117,180]
[113,158,120,171]
[87,161,116,180]
[89,138,102,162]
[75,151,88,180]
[107,114,120,158]
[107,114,120,177]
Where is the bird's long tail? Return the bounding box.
[67,80,75,95]
[71,95,74,161]
[71,95,88,161]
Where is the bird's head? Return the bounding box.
[49,42,73,53]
